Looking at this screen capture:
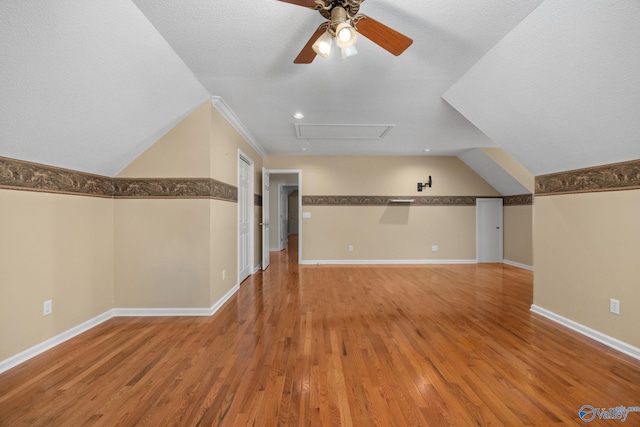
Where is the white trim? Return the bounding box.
[212,96,267,158]
[115,284,240,317]
[114,307,216,317]
[0,310,114,374]
[238,150,254,283]
[503,259,534,271]
[530,305,640,361]
[0,284,241,374]
[252,264,262,274]
[300,259,477,265]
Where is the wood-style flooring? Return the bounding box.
[1,236,639,426]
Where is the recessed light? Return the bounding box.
[300,147,308,151]
[424,149,432,152]
[292,112,304,119]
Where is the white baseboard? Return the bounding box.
[300,259,477,265]
[503,259,534,271]
[530,305,640,361]
[114,283,240,317]
[252,264,262,274]
[0,284,241,374]
[0,310,114,374]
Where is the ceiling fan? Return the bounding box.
[279,0,413,63]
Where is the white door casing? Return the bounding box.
[279,185,289,250]
[476,198,503,263]
[262,168,270,270]
[238,154,252,283]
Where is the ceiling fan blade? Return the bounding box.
[355,15,413,56]
[278,0,318,8]
[294,24,326,64]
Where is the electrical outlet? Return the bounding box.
[348,245,353,252]
[43,300,52,316]
[222,270,226,280]
[610,298,620,315]
[432,245,439,252]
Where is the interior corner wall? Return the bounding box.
[0,190,114,361]
[210,106,263,301]
[115,101,213,309]
[534,189,640,348]
[264,156,500,262]
[503,205,533,267]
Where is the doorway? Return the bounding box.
[262,170,302,269]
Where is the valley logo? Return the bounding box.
[579,405,640,422]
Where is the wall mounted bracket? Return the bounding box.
[417,176,432,192]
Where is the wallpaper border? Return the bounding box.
[536,159,640,196]
[503,194,533,206]
[0,157,239,202]
[0,157,113,198]
[301,195,497,206]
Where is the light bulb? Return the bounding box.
[335,23,357,48]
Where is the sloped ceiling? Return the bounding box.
[0,0,210,176]
[132,0,542,157]
[458,149,530,196]
[443,0,640,176]
[2,1,638,182]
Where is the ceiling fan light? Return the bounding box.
[312,30,333,58]
[335,23,357,48]
[340,44,358,59]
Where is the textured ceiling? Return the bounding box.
[443,0,640,175]
[0,0,209,176]
[132,0,543,157]
[2,1,638,179]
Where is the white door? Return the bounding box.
[262,168,270,270]
[280,188,288,250]
[476,198,503,263]
[238,156,251,283]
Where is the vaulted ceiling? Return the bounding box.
[1,0,638,178]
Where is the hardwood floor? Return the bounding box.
[1,237,639,426]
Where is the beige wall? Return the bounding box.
[264,156,499,262]
[114,199,211,308]
[504,205,533,267]
[210,200,238,303]
[534,190,640,347]
[302,205,477,261]
[265,156,500,196]
[0,190,114,360]
[119,102,211,178]
[480,147,535,193]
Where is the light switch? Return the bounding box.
[303,212,311,219]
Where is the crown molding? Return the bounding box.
[211,96,267,159]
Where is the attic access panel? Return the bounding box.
[295,123,395,140]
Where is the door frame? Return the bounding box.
[278,184,298,250]
[238,150,254,281]
[263,169,302,264]
[476,198,503,263]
